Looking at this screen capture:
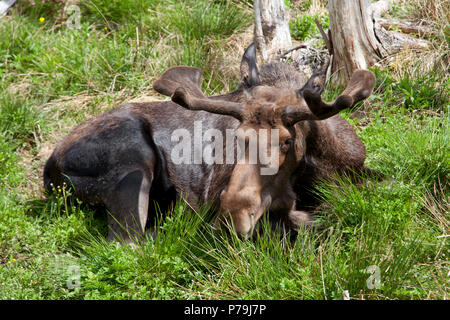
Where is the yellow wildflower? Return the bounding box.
[39,17,45,23]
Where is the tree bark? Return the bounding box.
[254,0,292,63]
[328,0,430,86]
[328,0,384,86]
[377,18,434,37]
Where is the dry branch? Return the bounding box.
[314,17,333,54]
[377,18,434,37]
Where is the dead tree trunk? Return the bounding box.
[329,0,384,85]
[328,0,430,86]
[254,0,292,63]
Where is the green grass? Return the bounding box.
[372,67,449,112]
[290,13,329,41]
[0,0,448,300]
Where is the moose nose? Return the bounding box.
[246,213,255,239]
[213,209,255,240]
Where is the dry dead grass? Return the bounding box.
[386,0,449,86]
[304,0,328,15]
[419,182,450,235]
[398,0,450,34]
[387,45,448,80]
[6,80,33,97]
[205,26,254,93]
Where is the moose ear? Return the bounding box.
[240,43,261,88]
[153,66,204,98]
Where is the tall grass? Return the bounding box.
[0,0,448,300]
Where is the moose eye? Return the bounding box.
[281,138,293,153]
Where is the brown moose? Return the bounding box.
[44,44,377,243]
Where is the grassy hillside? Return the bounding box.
[0,0,448,299]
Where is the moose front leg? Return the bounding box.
[267,190,315,234]
[286,210,314,229]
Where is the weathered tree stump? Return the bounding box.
[328,0,431,85]
[254,0,292,63]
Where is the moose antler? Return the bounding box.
[172,87,245,121]
[283,69,375,125]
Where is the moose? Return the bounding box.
[44,44,377,244]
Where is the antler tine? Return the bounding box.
[172,87,245,121]
[283,69,376,125]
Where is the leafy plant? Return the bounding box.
[290,13,329,41]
